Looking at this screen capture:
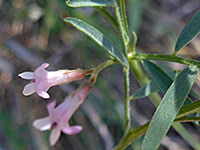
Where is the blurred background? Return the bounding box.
[0,0,200,149]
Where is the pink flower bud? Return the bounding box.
[18,63,91,99]
[33,83,92,146]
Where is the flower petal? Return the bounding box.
[33,117,52,131]
[47,100,57,117]
[22,83,35,96]
[18,72,34,80]
[41,63,49,68]
[62,125,83,135]
[34,63,49,77]
[49,126,61,146]
[36,90,50,99]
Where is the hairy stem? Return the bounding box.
[124,68,130,133]
[130,53,200,68]
[114,0,131,133]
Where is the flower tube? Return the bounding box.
[18,63,92,99]
[33,82,92,146]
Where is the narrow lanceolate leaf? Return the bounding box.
[143,60,193,105]
[129,70,178,100]
[64,17,128,67]
[175,9,200,52]
[113,101,200,150]
[143,60,174,93]
[129,81,158,100]
[141,66,197,150]
[177,100,200,119]
[66,0,114,7]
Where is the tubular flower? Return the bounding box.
[33,82,92,146]
[18,63,92,99]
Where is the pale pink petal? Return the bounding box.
[41,63,49,68]
[34,63,49,78]
[62,126,83,135]
[23,83,35,96]
[37,63,49,70]
[34,81,50,94]
[18,72,34,80]
[47,100,57,117]
[33,117,52,131]
[36,90,50,99]
[49,126,61,146]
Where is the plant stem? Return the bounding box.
[114,0,130,56]
[114,0,131,133]
[129,60,149,85]
[124,68,130,133]
[117,0,132,54]
[120,0,129,37]
[89,59,116,83]
[130,53,200,68]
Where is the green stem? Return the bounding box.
[94,7,119,32]
[124,68,130,133]
[114,0,131,134]
[130,53,200,68]
[129,60,149,85]
[114,1,127,56]
[90,60,116,83]
[118,0,132,53]
[119,0,130,37]
[114,0,131,56]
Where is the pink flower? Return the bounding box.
[18,63,92,99]
[33,83,92,146]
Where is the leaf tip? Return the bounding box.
[65,0,70,6]
[65,0,75,7]
[63,17,73,23]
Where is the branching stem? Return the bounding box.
[129,53,200,68]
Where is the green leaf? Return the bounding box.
[175,9,200,52]
[66,0,114,7]
[141,66,197,150]
[129,81,159,100]
[129,69,178,100]
[64,17,128,67]
[143,60,173,93]
[114,99,200,150]
[143,61,200,126]
[177,100,200,119]
[143,60,193,104]
[113,104,200,150]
